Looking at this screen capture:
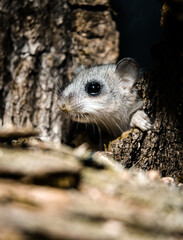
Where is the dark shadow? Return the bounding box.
[111,0,163,69]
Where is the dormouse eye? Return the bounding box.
[85,81,102,96]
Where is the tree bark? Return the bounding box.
[0,145,183,240]
[108,1,183,179]
[0,0,119,143]
[0,0,182,179]
[0,1,183,238]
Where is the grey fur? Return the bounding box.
[57,58,151,137]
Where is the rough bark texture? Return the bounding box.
[108,0,183,179]
[0,140,183,240]
[0,1,183,237]
[0,0,119,143]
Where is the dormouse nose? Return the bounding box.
[61,103,66,109]
[58,101,72,113]
[58,93,74,113]
[60,103,68,112]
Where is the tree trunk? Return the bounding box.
[0,0,182,179]
[0,1,183,239]
[108,1,183,179]
[1,145,183,240]
[0,0,119,143]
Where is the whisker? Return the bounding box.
[84,114,91,131]
[93,117,102,148]
[110,116,124,136]
[75,114,80,130]
[91,122,96,137]
[85,112,96,137]
[55,84,63,98]
[98,117,113,137]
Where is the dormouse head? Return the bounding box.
[57,58,139,124]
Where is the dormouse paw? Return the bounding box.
[130,110,152,131]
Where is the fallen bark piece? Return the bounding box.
[68,0,109,6]
[0,144,116,189]
[0,169,183,240]
[0,139,183,239]
[0,124,39,141]
[0,181,125,240]
[0,147,81,188]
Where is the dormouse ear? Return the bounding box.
[115,58,139,88]
[74,64,85,75]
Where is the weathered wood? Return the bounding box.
[0,0,118,143]
[0,124,39,140]
[108,1,183,179]
[0,144,183,240]
[68,0,109,6]
[0,146,81,188]
[0,1,183,238]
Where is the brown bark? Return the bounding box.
[0,0,119,143]
[0,144,183,240]
[1,1,183,239]
[108,1,183,179]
